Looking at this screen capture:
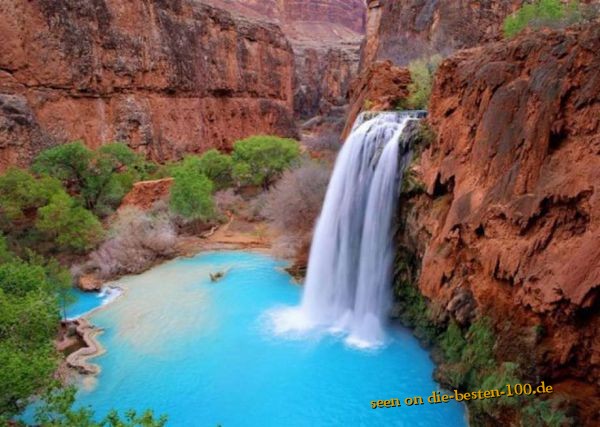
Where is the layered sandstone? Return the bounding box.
[0,0,297,171]
[216,0,366,124]
[402,25,599,421]
[340,60,411,139]
[361,0,524,67]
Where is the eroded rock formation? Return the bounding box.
[0,0,297,171]
[403,24,599,422]
[361,0,524,67]
[218,0,365,130]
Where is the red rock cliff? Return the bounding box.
[361,0,523,68]
[0,0,297,171]
[220,0,366,123]
[405,24,599,422]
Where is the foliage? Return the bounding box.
[440,321,466,364]
[36,193,104,253]
[191,150,234,190]
[0,253,62,419]
[263,158,330,236]
[405,55,443,110]
[169,165,215,221]
[32,142,148,216]
[503,0,583,38]
[0,169,63,225]
[88,207,176,279]
[231,136,300,189]
[392,253,439,343]
[522,398,573,427]
[476,362,522,412]
[33,386,168,427]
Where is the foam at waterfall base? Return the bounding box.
[263,305,388,351]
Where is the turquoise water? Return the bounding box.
[75,251,466,426]
[66,288,121,320]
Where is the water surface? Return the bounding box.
[76,251,466,426]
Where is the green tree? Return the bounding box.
[32,142,147,216]
[231,136,300,189]
[0,256,61,418]
[0,169,63,226]
[36,193,104,253]
[195,149,234,190]
[169,167,215,221]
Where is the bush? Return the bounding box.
[35,193,104,253]
[169,167,215,221]
[232,136,300,189]
[440,321,466,364]
[405,55,443,110]
[476,362,522,412]
[33,386,168,427]
[88,207,177,279]
[263,158,330,236]
[194,150,234,190]
[0,169,63,225]
[522,398,573,427]
[503,0,584,38]
[32,141,148,216]
[0,254,62,418]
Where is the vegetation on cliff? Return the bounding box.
[503,0,595,38]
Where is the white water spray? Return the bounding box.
[269,111,423,347]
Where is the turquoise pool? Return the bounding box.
[74,251,466,426]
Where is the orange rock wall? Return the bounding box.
[412,25,599,414]
[0,0,297,171]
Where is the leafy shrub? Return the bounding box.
[503,0,584,38]
[522,398,573,427]
[0,169,63,226]
[0,253,63,418]
[405,55,443,110]
[88,207,177,279]
[476,362,522,412]
[232,136,300,189]
[32,141,148,216]
[263,158,330,236]
[440,321,467,364]
[34,386,168,427]
[169,167,215,221]
[35,193,104,253]
[194,150,234,190]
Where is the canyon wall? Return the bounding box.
[0,0,297,171]
[361,0,523,68]
[402,24,599,423]
[220,0,366,126]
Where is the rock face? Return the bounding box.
[118,178,174,212]
[0,0,297,171]
[362,0,524,67]
[221,0,366,125]
[340,60,411,139]
[407,25,599,421]
[222,0,366,34]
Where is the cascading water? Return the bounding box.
[271,111,425,347]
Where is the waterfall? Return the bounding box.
[268,111,423,347]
